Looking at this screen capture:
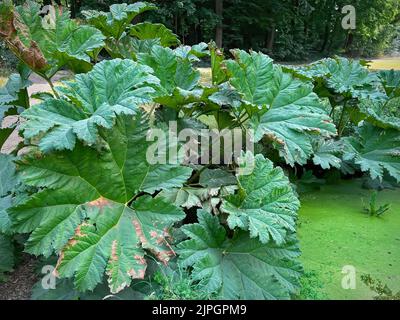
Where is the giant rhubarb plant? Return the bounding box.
[3,1,399,301]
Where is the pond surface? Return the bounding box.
[298,179,400,299]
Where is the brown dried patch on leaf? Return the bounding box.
[87,197,112,210]
[154,249,175,265]
[230,49,241,60]
[110,240,118,262]
[127,255,147,280]
[75,222,89,238]
[306,127,321,134]
[0,4,14,38]
[127,269,136,277]
[110,282,127,295]
[54,222,90,275]
[151,233,176,265]
[0,6,47,71]
[133,219,175,265]
[134,254,146,266]
[138,268,146,278]
[262,132,285,146]
[67,238,78,247]
[132,219,147,246]
[54,251,65,277]
[150,230,162,244]
[162,227,171,239]
[56,236,79,269]
[128,267,146,279]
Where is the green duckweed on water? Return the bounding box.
[298,179,400,300]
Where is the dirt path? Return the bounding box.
[1,71,71,154]
[0,255,39,300]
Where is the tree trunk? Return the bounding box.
[70,0,81,18]
[320,24,330,52]
[215,0,223,48]
[344,32,354,52]
[266,27,276,52]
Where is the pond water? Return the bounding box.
[298,179,400,300]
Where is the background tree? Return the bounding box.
[215,0,223,47]
[8,0,400,61]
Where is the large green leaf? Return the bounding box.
[83,2,156,41]
[354,99,400,131]
[343,123,400,182]
[136,44,211,109]
[0,73,31,108]
[210,42,228,85]
[138,45,200,94]
[1,1,105,76]
[0,154,19,198]
[178,210,302,300]
[130,22,180,47]
[137,45,204,108]
[0,155,19,273]
[0,234,14,273]
[297,57,382,98]
[312,139,343,170]
[226,50,336,165]
[0,154,18,234]
[225,50,277,107]
[221,153,300,245]
[0,71,31,149]
[174,43,210,62]
[379,70,400,97]
[10,114,192,293]
[0,196,12,234]
[108,37,161,60]
[199,168,237,188]
[21,59,159,152]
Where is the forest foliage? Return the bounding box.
[29,0,400,61]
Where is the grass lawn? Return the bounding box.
[369,57,400,70]
[298,180,400,300]
[197,57,400,86]
[199,67,212,85]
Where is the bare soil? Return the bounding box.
[0,254,38,300]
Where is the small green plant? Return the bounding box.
[147,266,216,300]
[361,274,400,300]
[297,271,328,300]
[363,191,391,216]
